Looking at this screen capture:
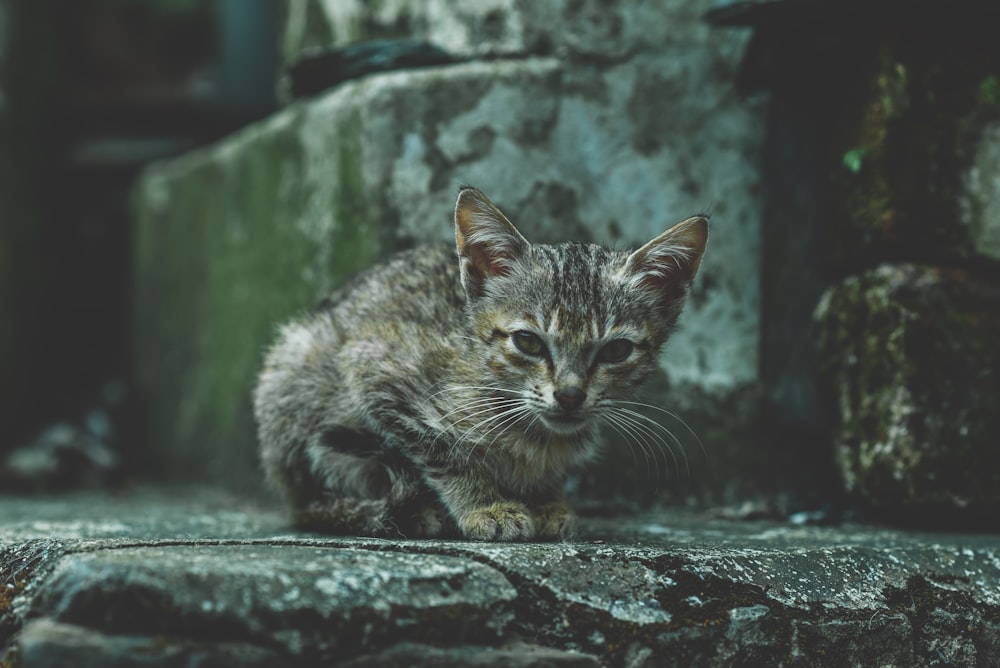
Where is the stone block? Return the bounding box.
[815,264,1000,522]
[134,35,765,501]
[28,545,516,663]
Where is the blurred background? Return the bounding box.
[1,0,276,486]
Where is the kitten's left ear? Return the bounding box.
[454,186,530,297]
[624,215,709,296]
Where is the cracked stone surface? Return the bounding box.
[2,488,999,667]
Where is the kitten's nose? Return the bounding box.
[554,386,586,411]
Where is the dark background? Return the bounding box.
[0,0,276,450]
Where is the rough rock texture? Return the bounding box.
[133,1,766,503]
[2,489,999,667]
[31,546,516,662]
[961,121,1000,261]
[815,264,1000,522]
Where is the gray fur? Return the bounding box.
[253,187,708,541]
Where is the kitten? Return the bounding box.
[253,186,708,541]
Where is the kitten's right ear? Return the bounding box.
[454,186,530,297]
[624,215,709,301]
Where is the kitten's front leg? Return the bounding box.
[526,480,577,540]
[427,472,535,541]
[530,500,578,541]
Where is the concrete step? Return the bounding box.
[2,489,998,666]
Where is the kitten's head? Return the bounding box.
[454,186,708,440]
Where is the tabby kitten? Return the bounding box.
[254,186,708,541]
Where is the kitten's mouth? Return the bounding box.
[541,413,589,435]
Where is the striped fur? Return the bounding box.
[254,187,707,541]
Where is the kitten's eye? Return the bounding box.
[511,330,546,357]
[597,339,634,363]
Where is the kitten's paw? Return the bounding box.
[385,502,453,539]
[411,504,449,537]
[460,502,535,541]
[531,502,578,541]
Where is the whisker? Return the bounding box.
[611,406,687,479]
[436,397,521,426]
[455,405,531,466]
[603,411,661,481]
[598,414,643,477]
[609,408,679,480]
[467,406,533,467]
[427,384,522,400]
[430,397,522,455]
[612,400,705,458]
[439,400,522,454]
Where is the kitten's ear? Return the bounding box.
[454,186,530,297]
[624,215,709,299]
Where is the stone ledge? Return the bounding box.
[2,489,998,667]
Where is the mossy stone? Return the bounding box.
[815,264,1000,523]
[131,107,385,492]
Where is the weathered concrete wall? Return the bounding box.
[711,4,1000,524]
[133,1,766,502]
[132,104,387,486]
[278,0,731,64]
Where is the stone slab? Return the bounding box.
[16,620,284,668]
[30,545,515,664]
[2,489,999,666]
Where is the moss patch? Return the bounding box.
[131,106,385,492]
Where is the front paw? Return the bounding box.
[460,502,535,541]
[386,501,452,539]
[531,502,578,541]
